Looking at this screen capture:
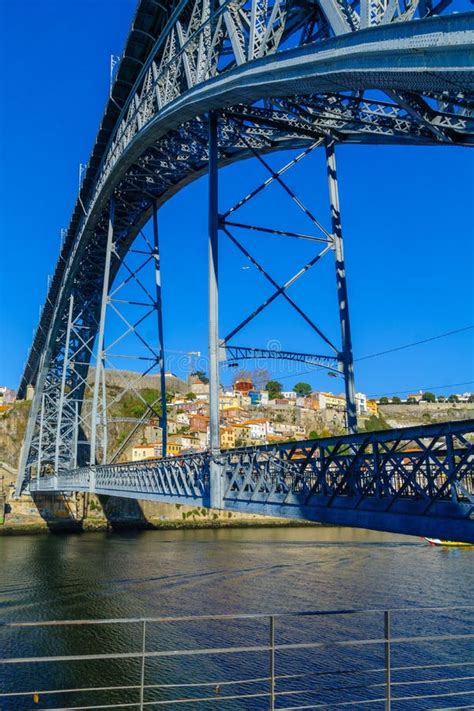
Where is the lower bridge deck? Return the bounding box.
[29,421,474,542]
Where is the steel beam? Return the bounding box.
[325,140,357,432]
[152,204,168,458]
[54,294,74,473]
[90,198,115,465]
[208,111,223,509]
[36,394,45,482]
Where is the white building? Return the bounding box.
[355,392,368,415]
[281,391,297,400]
[0,387,16,404]
[132,444,161,461]
[242,419,274,440]
[313,392,346,411]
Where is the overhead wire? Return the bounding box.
[355,326,474,362]
[248,325,474,383]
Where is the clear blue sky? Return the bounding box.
[1,1,473,398]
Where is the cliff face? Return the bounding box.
[0,401,30,468]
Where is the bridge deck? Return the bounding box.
[30,421,474,542]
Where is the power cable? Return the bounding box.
[355,326,474,362]
[254,325,474,382]
[376,380,474,398]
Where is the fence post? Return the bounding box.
[384,610,391,711]
[269,615,275,711]
[140,619,147,711]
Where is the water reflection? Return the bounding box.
[1,527,472,709]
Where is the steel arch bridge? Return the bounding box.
[15,0,474,541]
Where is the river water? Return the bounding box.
[1,526,473,709]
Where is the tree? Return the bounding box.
[407,397,418,405]
[266,380,282,399]
[363,415,391,432]
[391,396,401,404]
[185,392,197,401]
[469,394,474,403]
[308,430,319,439]
[448,394,459,403]
[293,382,312,397]
[191,370,209,384]
[422,392,436,403]
[379,396,389,405]
[232,369,252,385]
[437,395,446,403]
[252,368,271,391]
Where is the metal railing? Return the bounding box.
[1,606,473,710]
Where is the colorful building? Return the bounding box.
[220,426,236,449]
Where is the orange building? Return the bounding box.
[234,378,253,394]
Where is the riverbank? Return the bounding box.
[0,484,324,536]
[0,516,321,535]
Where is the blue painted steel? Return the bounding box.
[30,420,474,542]
[16,1,474,543]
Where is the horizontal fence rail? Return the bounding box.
[1,606,473,710]
[30,421,474,542]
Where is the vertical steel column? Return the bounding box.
[152,204,168,459]
[384,610,391,710]
[100,362,108,464]
[208,111,222,509]
[269,615,276,711]
[90,197,115,464]
[139,619,147,710]
[73,401,79,469]
[55,294,74,473]
[446,433,457,502]
[36,394,45,484]
[325,140,357,433]
[15,346,51,496]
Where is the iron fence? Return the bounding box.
[1,606,473,710]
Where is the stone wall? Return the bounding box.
[379,403,474,429]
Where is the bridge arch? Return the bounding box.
[15,1,474,533]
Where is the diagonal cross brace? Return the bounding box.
[223,227,337,352]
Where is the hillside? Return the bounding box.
[379,402,474,429]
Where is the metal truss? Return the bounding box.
[17,200,169,489]
[224,346,340,372]
[88,200,168,466]
[30,420,474,542]
[15,0,474,496]
[34,451,209,505]
[210,131,357,436]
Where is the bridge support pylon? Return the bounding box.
[325,140,357,433]
[208,111,224,509]
[152,203,168,459]
[90,198,115,465]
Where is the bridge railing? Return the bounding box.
[29,421,473,512]
[221,420,474,507]
[1,605,473,709]
[31,450,210,501]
